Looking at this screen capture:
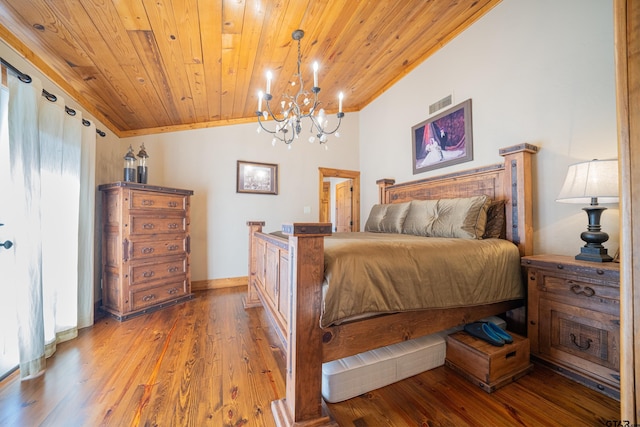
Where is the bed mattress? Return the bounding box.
[321,316,506,403]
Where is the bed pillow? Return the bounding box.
[483,199,507,239]
[402,199,439,236]
[364,202,411,233]
[364,204,387,232]
[430,195,490,239]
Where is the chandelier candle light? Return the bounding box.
[256,29,344,148]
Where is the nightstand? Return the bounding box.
[522,255,620,399]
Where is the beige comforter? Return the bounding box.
[321,232,523,327]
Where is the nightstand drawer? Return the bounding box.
[539,298,619,387]
[537,274,619,316]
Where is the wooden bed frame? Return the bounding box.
[245,143,538,426]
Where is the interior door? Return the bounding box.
[335,179,352,232]
[320,181,330,223]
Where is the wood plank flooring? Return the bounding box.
[0,287,620,426]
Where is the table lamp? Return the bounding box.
[556,159,619,262]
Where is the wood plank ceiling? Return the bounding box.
[0,0,500,137]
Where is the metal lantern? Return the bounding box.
[123,145,137,182]
[136,143,149,184]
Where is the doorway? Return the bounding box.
[318,168,360,232]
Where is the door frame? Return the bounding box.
[318,167,360,232]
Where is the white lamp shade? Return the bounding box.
[556,159,619,204]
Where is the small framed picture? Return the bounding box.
[236,160,278,195]
[411,99,473,174]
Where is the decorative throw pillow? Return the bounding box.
[430,195,490,239]
[364,202,411,233]
[402,199,439,236]
[364,204,387,232]
[379,202,411,233]
[483,199,507,239]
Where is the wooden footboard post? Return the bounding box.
[244,221,265,308]
[271,223,336,427]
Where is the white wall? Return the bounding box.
[359,0,618,258]
[125,117,360,281]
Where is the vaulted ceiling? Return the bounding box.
[0,0,500,137]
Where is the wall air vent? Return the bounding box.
[429,95,453,115]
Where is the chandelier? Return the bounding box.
[256,29,344,147]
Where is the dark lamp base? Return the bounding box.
[575,246,613,263]
[576,204,614,262]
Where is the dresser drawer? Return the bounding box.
[536,273,619,316]
[129,190,187,211]
[131,280,188,310]
[129,236,188,260]
[130,257,187,286]
[129,215,187,235]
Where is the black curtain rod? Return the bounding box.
[1,57,106,137]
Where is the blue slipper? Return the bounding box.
[463,322,504,346]
[482,321,513,344]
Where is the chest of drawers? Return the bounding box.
[522,255,620,399]
[99,182,194,320]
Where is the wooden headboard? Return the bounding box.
[376,143,538,256]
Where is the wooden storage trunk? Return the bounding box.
[445,330,533,392]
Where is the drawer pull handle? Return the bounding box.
[142,294,156,302]
[570,284,595,297]
[142,271,155,278]
[570,333,592,351]
[143,223,155,229]
[141,247,154,254]
[168,223,179,229]
[611,374,620,382]
[141,199,154,206]
[168,201,178,207]
[168,266,179,273]
[123,239,129,262]
[167,288,179,295]
[167,245,179,251]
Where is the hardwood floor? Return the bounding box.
[0,287,620,426]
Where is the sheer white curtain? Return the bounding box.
[6,73,95,379]
[8,74,44,379]
[0,81,20,377]
[78,115,96,329]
